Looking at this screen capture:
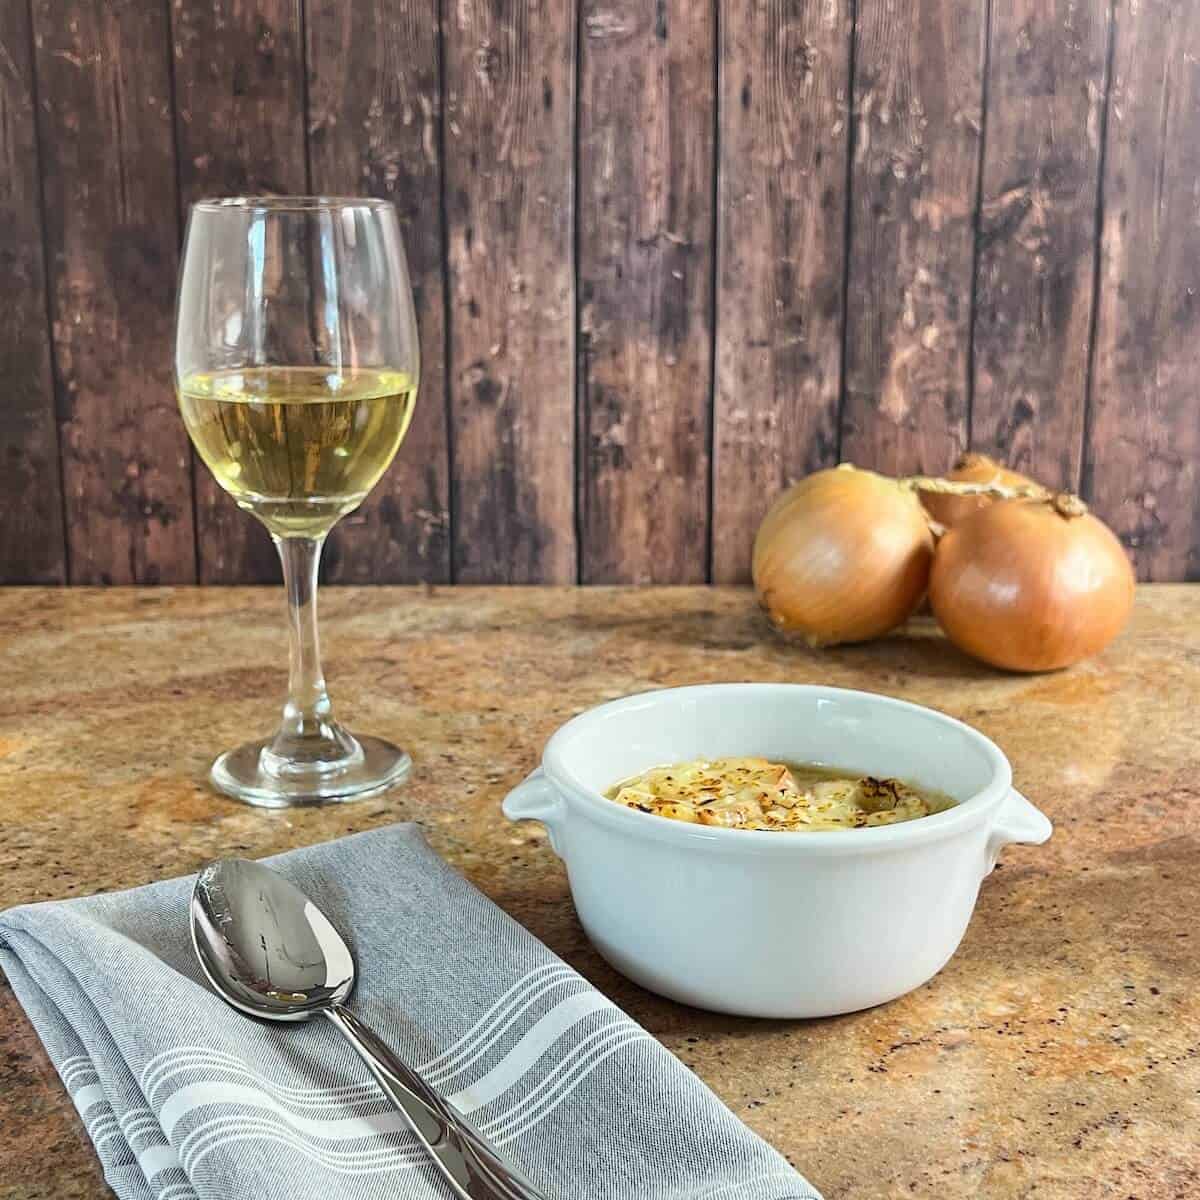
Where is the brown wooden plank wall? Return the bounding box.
[170,0,309,584]
[1086,0,1200,581]
[307,0,452,585]
[839,0,983,479]
[578,0,715,584]
[971,0,1110,495]
[444,0,577,584]
[2,0,1198,584]
[0,0,64,582]
[32,0,194,585]
[712,0,851,582]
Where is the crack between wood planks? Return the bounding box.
[436,0,457,582]
[964,0,994,454]
[161,0,201,584]
[572,0,586,583]
[26,0,72,583]
[704,0,719,583]
[297,0,314,193]
[834,0,858,464]
[1080,0,1117,503]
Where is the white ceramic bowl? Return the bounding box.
[502,683,1052,1019]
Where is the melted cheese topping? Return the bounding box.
[605,757,944,831]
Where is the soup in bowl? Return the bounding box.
[502,683,1052,1018]
[605,757,954,830]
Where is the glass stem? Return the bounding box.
[277,534,332,737]
[266,534,357,769]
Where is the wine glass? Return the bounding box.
[175,197,419,807]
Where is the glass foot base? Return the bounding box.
[210,734,411,809]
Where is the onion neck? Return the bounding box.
[835,459,1089,523]
[900,474,1051,503]
[1049,493,1089,518]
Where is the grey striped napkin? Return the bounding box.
[0,824,821,1200]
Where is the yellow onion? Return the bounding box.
[929,494,1135,672]
[753,466,934,646]
[919,452,1044,529]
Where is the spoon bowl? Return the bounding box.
[191,858,355,1020]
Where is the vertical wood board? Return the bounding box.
[306,0,452,584]
[443,0,577,583]
[840,0,984,476]
[577,0,715,584]
[1088,0,1200,581]
[33,0,195,584]
[171,0,309,583]
[712,0,852,583]
[971,0,1110,491]
[0,0,65,583]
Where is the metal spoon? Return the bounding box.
[190,857,552,1200]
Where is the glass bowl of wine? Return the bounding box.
[175,196,419,807]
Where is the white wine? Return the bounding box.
[178,366,416,537]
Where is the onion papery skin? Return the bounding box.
[753,467,935,646]
[921,453,1041,528]
[929,499,1135,672]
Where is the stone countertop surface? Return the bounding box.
[0,585,1197,1199]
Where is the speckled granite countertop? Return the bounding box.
[0,586,1197,1199]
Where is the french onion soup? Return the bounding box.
[605,757,953,831]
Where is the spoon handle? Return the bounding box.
[325,1005,553,1200]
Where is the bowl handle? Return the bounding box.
[501,768,566,854]
[985,789,1053,873]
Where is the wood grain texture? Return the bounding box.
[0,0,64,583]
[971,0,1110,492]
[443,0,577,583]
[7,0,1200,586]
[32,0,195,584]
[306,0,451,584]
[712,0,852,583]
[171,0,309,583]
[840,0,984,476]
[1087,0,1200,581]
[576,0,714,584]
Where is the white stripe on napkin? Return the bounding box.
[426,968,583,1086]
[160,1081,415,1141]
[445,991,612,1113]
[179,1112,421,1171]
[493,1032,653,1147]
[137,1143,181,1179]
[150,1000,643,1177]
[185,1121,422,1178]
[145,1048,379,1108]
[119,1108,160,1136]
[480,1023,652,1137]
[420,963,573,1076]
[62,1060,99,1085]
[71,1083,107,1115]
[61,990,798,1193]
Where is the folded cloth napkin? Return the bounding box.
[0,824,821,1200]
